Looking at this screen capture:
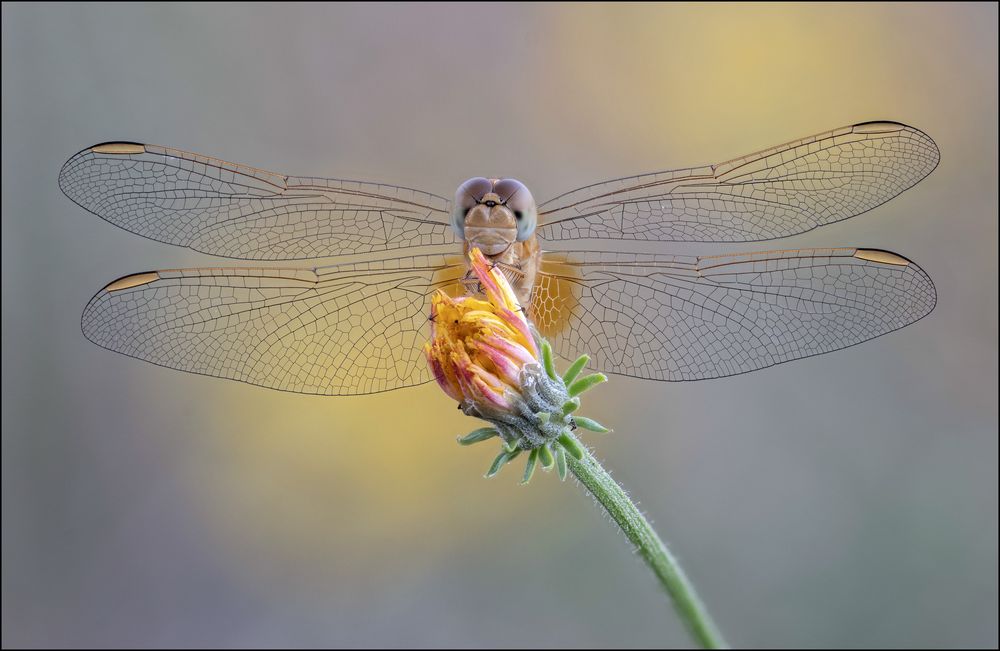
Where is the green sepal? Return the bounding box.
[568,373,607,397]
[558,433,585,460]
[555,446,568,481]
[541,340,557,380]
[562,397,580,416]
[486,451,510,478]
[504,439,520,453]
[458,427,499,446]
[573,416,610,433]
[538,444,555,470]
[521,449,539,484]
[535,411,551,424]
[562,354,589,385]
[486,448,522,478]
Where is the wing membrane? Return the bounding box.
[59,143,456,260]
[532,247,936,381]
[81,255,466,395]
[537,122,939,243]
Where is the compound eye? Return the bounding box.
[494,178,537,241]
[451,177,492,238]
[457,177,492,210]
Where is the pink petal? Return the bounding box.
[472,340,521,387]
[425,344,462,402]
[499,308,539,358]
[468,248,503,304]
[472,376,511,409]
[482,334,536,367]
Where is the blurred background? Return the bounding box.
[2,3,996,648]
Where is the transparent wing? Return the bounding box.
[537,122,939,243]
[81,254,466,395]
[59,142,456,260]
[532,248,936,381]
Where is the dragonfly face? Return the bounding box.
[451,177,539,249]
[61,121,939,396]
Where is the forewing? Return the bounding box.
[59,142,456,260]
[532,248,936,381]
[537,122,939,243]
[81,255,466,395]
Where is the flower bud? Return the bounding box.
[426,247,609,481]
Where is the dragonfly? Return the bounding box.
[60,121,939,396]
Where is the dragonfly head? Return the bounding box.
[451,177,537,255]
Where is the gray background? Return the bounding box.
[3,3,997,648]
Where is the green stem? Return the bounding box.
[564,432,728,649]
